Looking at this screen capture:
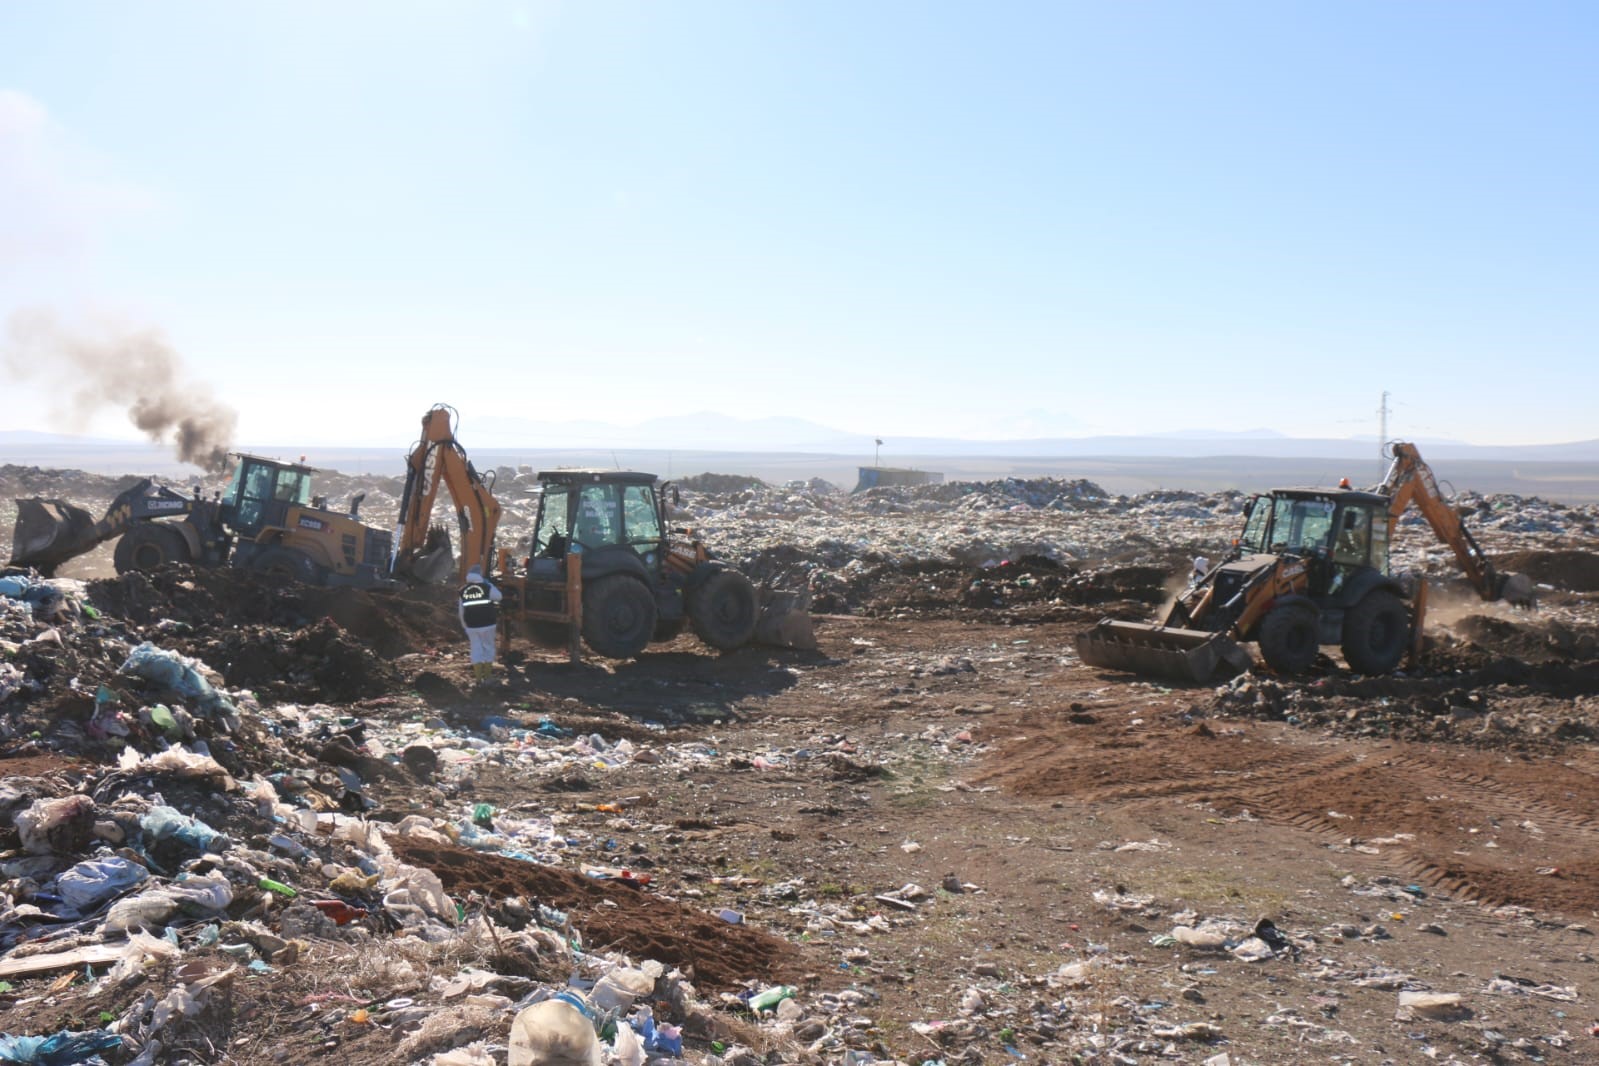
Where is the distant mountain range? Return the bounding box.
[7,417,1599,462]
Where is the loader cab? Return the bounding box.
[531,470,665,574]
[220,454,314,537]
[1240,489,1392,589]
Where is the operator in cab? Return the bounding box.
[458,564,503,684]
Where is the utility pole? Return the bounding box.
[1377,390,1390,479]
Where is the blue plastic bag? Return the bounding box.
[0,1028,121,1065]
[54,856,149,910]
[140,804,226,853]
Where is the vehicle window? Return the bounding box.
[1267,497,1335,554]
[533,489,568,556]
[621,485,661,545]
[573,485,621,547]
[236,462,276,531]
[1239,497,1269,552]
[1332,506,1372,566]
[275,470,311,504]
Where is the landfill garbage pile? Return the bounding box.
[0,559,822,1064]
[4,463,1599,1064]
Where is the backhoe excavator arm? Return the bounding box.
[1379,441,1517,602]
[393,404,502,583]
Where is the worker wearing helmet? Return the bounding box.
[458,565,503,684]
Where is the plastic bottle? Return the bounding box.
[748,985,797,1012]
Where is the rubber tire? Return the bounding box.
[114,524,190,573]
[1258,604,1320,675]
[582,575,657,659]
[251,546,324,586]
[1341,589,1410,675]
[688,569,758,651]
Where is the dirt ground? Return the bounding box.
[5,536,1599,1062]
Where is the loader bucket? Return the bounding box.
[9,498,101,573]
[1075,619,1253,683]
[754,590,817,650]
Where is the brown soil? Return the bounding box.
[1497,547,1599,591]
[7,555,1599,1064]
[391,839,806,993]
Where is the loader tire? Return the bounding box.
[251,546,324,586]
[114,524,190,574]
[1258,604,1320,676]
[688,569,758,651]
[1342,589,1409,675]
[582,575,657,659]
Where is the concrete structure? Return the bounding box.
[852,466,944,493]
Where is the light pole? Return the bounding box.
[874,438,882,467]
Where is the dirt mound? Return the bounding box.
[1495,548,1599,591]
[1451,613,1599,665]
[210,619,401,702]
[88,565,461,658]
[391,839,804,993]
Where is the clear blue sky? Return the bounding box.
[2,1,1595,449]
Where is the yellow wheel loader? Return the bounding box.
[1076,442,1532,682]
[10,454,395,587]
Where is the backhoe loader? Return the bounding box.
[1075,442,1532,682]
[498,469,803,660]
[386,405,813,660]
[10,455,394,587]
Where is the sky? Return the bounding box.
[1,1,1596,453]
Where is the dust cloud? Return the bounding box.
[2,308,237,472]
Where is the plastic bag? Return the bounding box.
[120,642,238,718]
[104,892,180,934]
[55,855,150,910]
[0,1028,121,1065]
[13,795,96,855]
[507,1000,600,1066]
[140,805,227,853]
[609,1023,645,1066]
[169,875,233,913]
[590,967,656,1011]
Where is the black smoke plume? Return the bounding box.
[3,308,237,472]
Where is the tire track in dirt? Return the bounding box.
[979,707,1599,915]
[1248,750,1599,912]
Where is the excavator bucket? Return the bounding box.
[9,498,101,574]
[1075,619,1253,683]
[404,527,457,584]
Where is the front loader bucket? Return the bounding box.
[9,498,101,573]
[754,590,817,651]
[1075,619,1253,683]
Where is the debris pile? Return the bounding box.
[2,463,1597,1063]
